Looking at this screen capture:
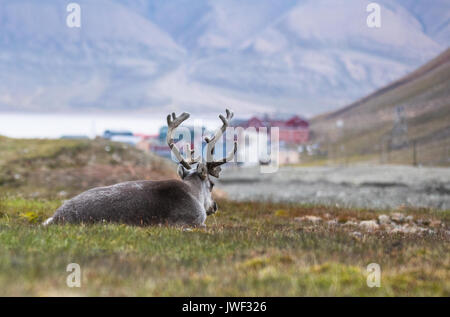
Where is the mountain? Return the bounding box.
[310,48,450,166]
[181,0,447,115]
[0,0,184,112]
[399,0,450,44]
[0,0,448,115]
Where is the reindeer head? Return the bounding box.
[166,109,237,215]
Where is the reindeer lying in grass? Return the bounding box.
[44,109,237,227]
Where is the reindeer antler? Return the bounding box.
[205,109,237,178]
[166,112,201,169]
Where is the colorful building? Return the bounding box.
[233,114,309,145]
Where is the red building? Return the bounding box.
[233,114,309,145]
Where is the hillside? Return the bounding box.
[0,0,448,115]
[310,48,450,166]
[0,136,176,198]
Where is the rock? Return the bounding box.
[378,214,390,225]
[306,216,322,223]
[326,219,338,227]
[343,220,358,227]
[389,227,402,234]
[391,213,406,223]
[351,231,363,239]
[295,215,322,224]
[389,224,420,234]
[359,220,379,231]
[401,224,418,234]
[385,223,399,232]
[405,215,414,223]
[417,218,431,226]
[300,226,316,233]
[416,227,434,235]
[429,220,442,228]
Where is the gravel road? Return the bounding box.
[217,165,450,210]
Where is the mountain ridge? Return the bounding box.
[316,48,450,120]
[0,0,448,115]
[310,48,450,166]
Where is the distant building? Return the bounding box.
[232,114,309,145]
[232,114,309,165]
[103,130,140,145]
[103,130,134,140]
[157,126,208,145]
[60,135,89,140]
[110,135,141,145]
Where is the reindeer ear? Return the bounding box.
[196,163,208,180]
[177,164,188,179]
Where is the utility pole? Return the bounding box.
[391,106,409,149]
[336,119,344,166]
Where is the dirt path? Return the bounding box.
[217,165,450,210]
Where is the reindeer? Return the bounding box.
[43,109,237,227]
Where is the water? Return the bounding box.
[0,112,219,139]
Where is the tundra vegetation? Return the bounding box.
[0,136,449,296]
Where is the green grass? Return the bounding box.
[0,136,175,198]
[0,197,448,296]
[1,136,449,296]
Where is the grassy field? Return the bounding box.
[0,136,175,198]
[0,137,449,296]
[0,197,449,296]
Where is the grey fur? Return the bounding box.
[44,168,217,227]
